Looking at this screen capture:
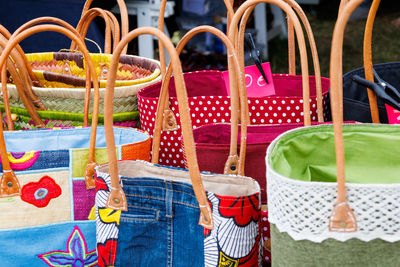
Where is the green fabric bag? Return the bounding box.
[266,1,400,266]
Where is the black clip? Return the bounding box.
[352,69,400,111]
[244,33,269,84]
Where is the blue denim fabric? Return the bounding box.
[115,177,204,267]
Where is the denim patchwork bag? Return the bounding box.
[96,27,261,266]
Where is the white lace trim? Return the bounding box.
[266,127,400,243]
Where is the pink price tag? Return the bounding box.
[386,104,400,124]
[223,62,275,97]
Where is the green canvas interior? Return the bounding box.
[269,124,400,184]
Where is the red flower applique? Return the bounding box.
[217,194,260,226]
[21,176,62,208]
[97,239,117,267]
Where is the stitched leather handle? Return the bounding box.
[328,0,365,232]
[0,24,100,194]
[157,0,237,131]
[284,0,324,122]
[229,0,311,127]
[81,0,128,54]
[72,8,117,54]
[0,24,43,89]
[235,0,321,124]
[104,27,214,229]
[363,0,381,123]
[0,24,45,112]
[0,37,44,130]
[11,17,93,127]
[152,26,246,175]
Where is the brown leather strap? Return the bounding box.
[230,0,311,126]
[11,17,91,126]
[104,27,213,229]
[81,0,128,54]
[0,38,45,129]
[157,0,237,131]
[329,0,365,232]
[363,0,381,123]
[287,17,296,75]
[73,8,118,54]
[0,24,100,194]
[11,17,83,112]
[338,0,351,16]
[236,0,323,124]
[152,26,246,175]
[284,0,324,122]
[0,24,43,90]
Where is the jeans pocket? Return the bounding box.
[120,205,159,222]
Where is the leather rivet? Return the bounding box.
[114,198,120,204]
[230,165,236,171]
[102,68,108,74]
[340,221,347,228]
[168,121,173,126]
[7,182,13,188]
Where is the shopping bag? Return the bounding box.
[96,27,261,266]
[190,0,325,263]
[2,14,161,129]
[137,0,330,169]
[267,1,400,266]
[0,24,151,266]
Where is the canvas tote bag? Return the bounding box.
[95,26,262,267]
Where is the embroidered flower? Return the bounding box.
[217,194,260,226]
[38,226,97,266]
[21,176,62,208]
[0,151,40,170]
[97,239,118,267]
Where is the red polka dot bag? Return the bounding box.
[186,1,329,264]
[137,3,330,172]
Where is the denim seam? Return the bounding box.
[123,185,196,198]
[121,205,160,221]
[125,193,198,208]
[119,179,195,191]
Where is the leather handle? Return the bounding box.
[73,8,113,54]
[81,0,129,55]
[287,16,296,75]
[284,0,324,122]
[328,0,365,232]
[235,0,323,124]
[152,26,246,175]
[0,38,45,129]
[104,27,214,229]
[11,17,92,127]
[0,24,43,90]
[0,24,100,194]
[72,8,120,54]
[229,0,311,127]
[363,0,381,123]
[0,24,45,111]
[157,0,237,132]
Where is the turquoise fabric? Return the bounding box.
[3,126,148,151]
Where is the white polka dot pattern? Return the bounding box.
[138,92,330,168]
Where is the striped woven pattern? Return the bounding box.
[25,52,161,88]
[1,95,138,114]
[0,106,139,130]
